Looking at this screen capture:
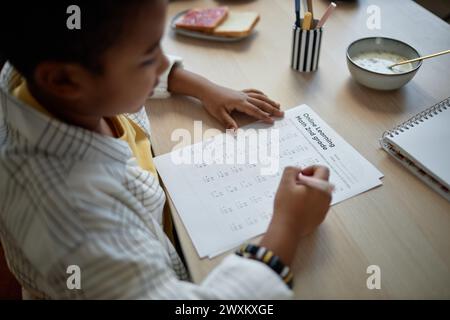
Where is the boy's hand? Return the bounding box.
[167,67,283,129]
[201,85,284,130]
[260,165,332,265]
[273,165,332,237]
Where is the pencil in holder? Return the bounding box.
[291,19,323,72]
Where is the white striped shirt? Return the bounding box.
[0,58,293,299]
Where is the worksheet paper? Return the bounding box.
[154,105,383,258]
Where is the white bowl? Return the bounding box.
[346,37,422,90]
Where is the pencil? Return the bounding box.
[302,12,312,30]
[298,173,335,193]
[295,0,301,27]
[317,2,337,29]
[307,0,314,19]
[301,0,308,17]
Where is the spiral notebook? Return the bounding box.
[380,97,450,202]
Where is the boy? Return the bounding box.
[0,1,332,299]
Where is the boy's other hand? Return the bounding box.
[201,85,284,130]
[167,67,283,129]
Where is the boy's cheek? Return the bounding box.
[99,72,153,112]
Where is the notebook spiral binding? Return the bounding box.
[382,97,450,139]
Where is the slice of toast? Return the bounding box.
[212,11,260,37]
[175,7,229,33]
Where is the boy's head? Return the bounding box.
[1,0,169,120]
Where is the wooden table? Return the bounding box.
[147,0,450,299]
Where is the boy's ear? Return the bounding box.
[33,62,91,100]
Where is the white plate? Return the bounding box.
[170,10,254,42]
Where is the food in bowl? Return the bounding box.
[352,51,414,74]
[346,37,421,90]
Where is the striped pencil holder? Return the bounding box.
[291,20,323,72]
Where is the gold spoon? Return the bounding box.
[388,49,450,69]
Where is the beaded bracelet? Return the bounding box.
[235,244,294,289]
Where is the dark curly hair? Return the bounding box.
[0,0,157,80]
